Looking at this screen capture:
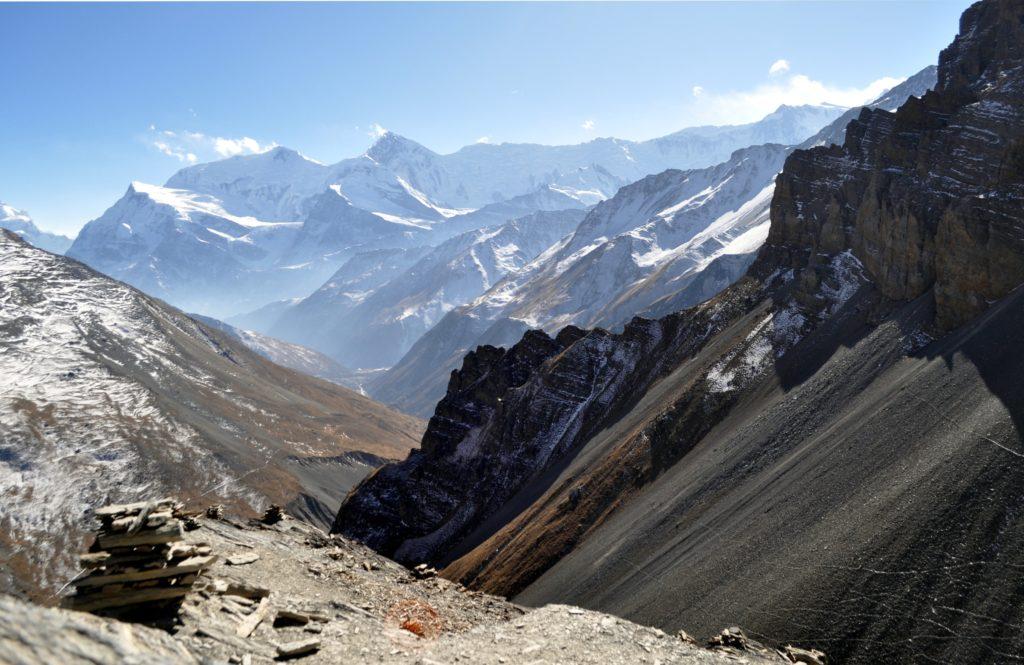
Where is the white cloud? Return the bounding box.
[476,136,491,144]
[213,136,267,158]
[769,59,791,76]
[147,126,275,163]
[152,140,198,163]
[368,123,388,138]
[581,119,596,131]
[682,73,904,126]
[692,85,705,98]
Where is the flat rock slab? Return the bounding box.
[226,553,260,566]
[276,638,321,659]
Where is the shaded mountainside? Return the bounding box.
[190,314,376,393]
[335,2,1024,662]
[0,230,423,599]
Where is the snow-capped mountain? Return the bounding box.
[66,182,309,314]
[164,146,329,220]
[0,229,422,597]
[0,203,73,254]
[367,105,848,209]
[369,144,789,415]
[67,104,848,322]
[270,208,588,369]
[370,68,937,415]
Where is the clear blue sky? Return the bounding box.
[1,1,970,235]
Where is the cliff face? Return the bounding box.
[335,2,1024,662]
[756,0,1024,329]
[331,286,767,564]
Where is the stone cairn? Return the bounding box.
[64,498,216,617]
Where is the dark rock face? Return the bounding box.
[331,328,576,558]
[331,283,764,564]
[755,0,1024,329]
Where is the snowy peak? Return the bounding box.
[70,101,849,325]
[0,202,31,225]
[165,146,329,220]
[0,202,73,254]
[366,131,438,163]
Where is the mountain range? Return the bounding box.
[333,2,1024,662]
[63,104,848,339]
[369,67,937,415]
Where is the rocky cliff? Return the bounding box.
[334,2,1024,662]
[756,0,1024,329]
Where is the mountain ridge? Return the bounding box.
[0,229,423,599]
[66,104,849,322]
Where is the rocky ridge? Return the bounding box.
[0,511,815,665]
[756,0,1024,329]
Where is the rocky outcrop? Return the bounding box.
[755,0,1024,329]
[332,279,768,565]
[332,326,588,559]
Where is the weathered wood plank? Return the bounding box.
[276,638,321,658]
[195,624,275,657]
[109,511,173,533]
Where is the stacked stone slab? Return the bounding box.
[64,498,216,615]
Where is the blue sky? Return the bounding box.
[2,1,970,235]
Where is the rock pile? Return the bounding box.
[411,563,438,579]
[63,498,216,616]
[262,504,285,524]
